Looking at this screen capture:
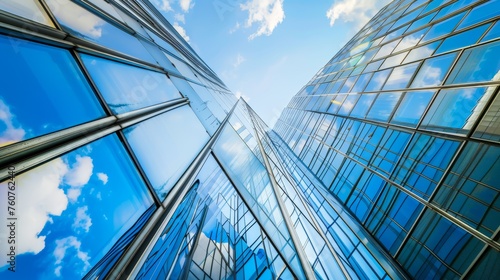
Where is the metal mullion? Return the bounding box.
[210,151,302,280]
[119,99,239,279]
[262,131,353,280]
[0,98,188,181]
[245,103,317,279]
[179,207,209,280]
[460,227,500,279]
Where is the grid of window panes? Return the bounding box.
[274,0,500,278]
[0,0,237,279]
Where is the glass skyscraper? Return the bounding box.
[0,0,498,279]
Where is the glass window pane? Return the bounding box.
[0,0,54,26]
[403,40,441,63]
[366,92,403,122]
[410,52,457,88]
[474,92,500,142]
[445,40,500,84]
[338,94,360,115]
[0,34,104,147]
[351,73,372,92]
[481,20,500,42]
[394,28,428,53]
[124,106,209,199]
[350,94,377,118]
[456,0,500,31]
[0,134,154,279]
[421,87,496,134]
[45,0,156,63]
[421,11,466,42]
[365,69,392,92]
[80,54,181,114]
[436,23,491,54]
[391,90,435,126]
[383,62,419,90]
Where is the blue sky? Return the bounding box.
[151,0,392,126]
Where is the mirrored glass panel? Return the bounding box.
[80,54,181,114]
[366,92,402,122]
[383,62,419,90]
[391,90,435,126]
[45,0,156,63]
[456,0,500,30]
[445,40,500,84]
[0,34,104,148]
[421,87,496,134]
[0,0,54,26]
[364,69,392,91]
[474,92,500,142]
[410,52,457,88]
[350,94,377,118]
[124,106,209,199]
[421,11,465,42]
[435,23,490,54]
[0,134,155,279]
[480,20,500,42]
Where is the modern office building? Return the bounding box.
[0,0,498,279]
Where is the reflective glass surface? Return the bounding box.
[445,40,500,84]
[0,0,54,26]
[391,90,435,126]
[435,23,490,54]
[410,52,457,87]
[421,87,496,133]
[366,92,402,121]
[124,106,209,199]
[0,134,154,279]
[383,62,419,90]
[80,54,181,114]
[45,0,156,63]
[0,34,104,147]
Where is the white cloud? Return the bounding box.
[46,0,105,38]
[233,53,246,68]
[173,22,190,42]
[229,22,241,34]
[73,206,92,233]
[53,236,91,276]
[155,0,173,12]
[326,0,391,29]
[179,0,194,12]
[240,0,285,40]
[97,172,108,185]
[0,158,69,266]
[0,99,26,146]
[65,156,93,187]
[174,13,185,23]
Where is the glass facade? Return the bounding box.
[0,0,498,279]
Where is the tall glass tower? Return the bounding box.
[0,0,498,279]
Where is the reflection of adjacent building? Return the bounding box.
[0,0,499,279]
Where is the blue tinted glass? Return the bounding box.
[393,133,460,200]
[0,134,154,279]
[124,106,209,199]
[481,20,500,42]
[407,12,437,33]
[394,28,428,52]
[391,90,435,126]
[436,23,490,54]
[0,34,104,147]
[80,54,181,114]
[351,73,372,92]
[421,87,495,133]
[340,76,357,93]
[365,69,392,91]
[362,59,383,73]
[338,95,360,115]
[366,92,402,121]
[403,40,441,63]
[45,0,155,63]
[350,94,377,118]
[383,62,419,90]
[410,52,457,88]
[422,12,466,42]
[398,210,483,278]
[434,142,500,236]
[457,0,500,30]
[445,40,500,84]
